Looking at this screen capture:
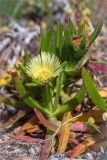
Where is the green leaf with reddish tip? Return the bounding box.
[82,68,107,111]
[34,109,58,131]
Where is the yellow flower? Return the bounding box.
[0,79,8,86]
[2,73,10,79]
[25,52,62,85]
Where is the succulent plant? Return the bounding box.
[0,19,106,159]
[6,19,105,118]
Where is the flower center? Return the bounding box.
[33,69,53,81]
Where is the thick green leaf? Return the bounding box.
[73,48,88,62]
[75,52,90,69]
[65,61,81,78]
[89,20,103,45]
[55,23,62,49]
[82,68,107,111]
[79,36,86,49]
[78,20,86,35]
[48,42,55,54]
[64,27,71,44]
[0,96,24,109]
[62,28,75,62]
[53,85,86,116]
[41,27,53,52]
[18,64,26,75]
[68,20,77,35]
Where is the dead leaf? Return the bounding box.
[14,135,42,142]
[16,116,39,136]
[68,135,100,158]
[58,112,72,153]
[39,130,53,160]
[0,109,29,128]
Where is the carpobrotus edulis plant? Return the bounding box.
[0,19,107,159]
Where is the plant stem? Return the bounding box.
[45,84,52,111]
[53,76,63,111]
[45,84,49,104]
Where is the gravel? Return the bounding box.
[0,129,41,160]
